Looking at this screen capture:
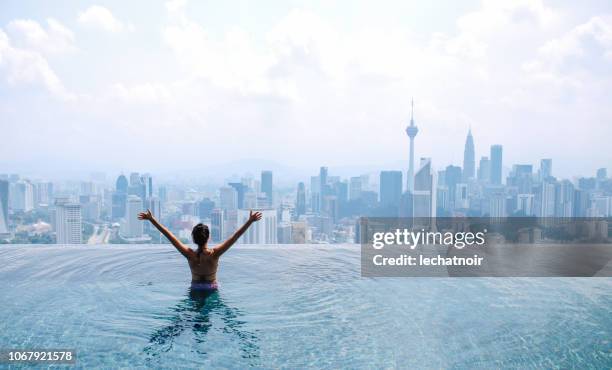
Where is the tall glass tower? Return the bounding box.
[463,129,475,181]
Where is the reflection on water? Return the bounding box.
[144,289,259,364]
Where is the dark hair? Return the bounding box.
[192,223,210,246]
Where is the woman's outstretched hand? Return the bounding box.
[138,209,154,221]
[249,210,263,223]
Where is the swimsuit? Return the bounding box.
[190,281,219,291]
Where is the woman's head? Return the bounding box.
[192,223,210,246]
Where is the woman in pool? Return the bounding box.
[138,209,262,291]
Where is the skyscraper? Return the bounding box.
[237,209,277,244]
[0,180,8,234]
[141,173,153,198]
[405,99,419,192]
[116,174,128,193]
[596,168,607,180]
[490,145,503,185]
[380,171,403,207]
[540,159,552,180]
[211,208,225,242]
[10,181,34,212]
[197,198,215,219]
[55,200,82,244]
[261,171,273,205]
[319,166,328,210]
[413,158,436,222]
[477,156,490,183]
[349,177,362,200]
[112,174,128,220]
[296,182,306,217]
[463,129,475,181]
[444,165,462,208]
[219,186,238,210]
[124,195,143,238]
[229,182,247,209]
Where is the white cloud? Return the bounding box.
[78,5,133,33]
[6,18,75,55]
[0,29,75,101]
[110,82,172,104]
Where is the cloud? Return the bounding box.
[110,82,172,104]
[6,18,75,55]
[0,29,75,101]
[78,5,133,33]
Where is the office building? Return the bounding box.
[261,171,273,206]
[463,129,475,181]
[490,145,503,185]
[237,209,277,244]
[124,195,143,238]
[219,186,238,210]
[211,208,225,242]
[380,171,403,207]
[55,200,82,244]
[296,182,306,217]
[0,180,8,234]
[478,156,490,183]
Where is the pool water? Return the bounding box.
[0,245,611,369]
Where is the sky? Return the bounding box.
[1,0,611,181]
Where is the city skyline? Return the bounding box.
[2,0,612,178]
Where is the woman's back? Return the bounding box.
[189,250,219,283]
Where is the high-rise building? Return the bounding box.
[124,195,143,238]
[349,177,362,200]
[508,165,533,194]
[116,174,128,193]
[596,168,607,180]
[211,208,225,242]
[261,171,273,205]
[490,145,503,185]
[310,176,320,213]
[36,182,54,206]
[380,171,403,207]
[197,198,215,219]
[141,173,153,199]
[10,181,34,212]
[444,165,462,209]
[237,209,277,244]
[219,186,238,210]
[405,99,419,192]
[129,172,141,186]
[319,167,328,210]
[291,221,307,244]
[158,186,167,203]
[538,182,556,218]
[477,156,490,183]
[229,182,247,209]
[112,174,129,220]
[413,158,436,220]
[555,180,574,217]
[0,180,8,234]
[296,182,306,217]
[516,194,535,216]
[540,159,552,180]
[455,183,469,209]
[463,129,475,181]
[147,196,160,218]
[55,200,82,244]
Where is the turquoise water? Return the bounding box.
[0,245,611,369]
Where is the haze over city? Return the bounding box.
[2,0,612,179]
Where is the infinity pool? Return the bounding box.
[0,245,611,368]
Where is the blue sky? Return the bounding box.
[1,0,611,180]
